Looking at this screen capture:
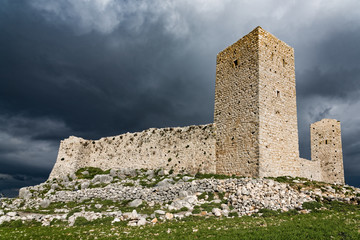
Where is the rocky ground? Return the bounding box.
[1,167,359,227]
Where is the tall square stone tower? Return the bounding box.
[215,26,300,177]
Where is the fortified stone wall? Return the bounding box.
[48,27,345,185]
[311,119,345,184]
[49,124,216,179]
[298,158,321,181]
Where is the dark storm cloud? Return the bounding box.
[296,27,360,101]
[0,0,214,136]
[297,67,360,100]
[0,0,216,196]
[294,25,360,186]
[1,0,360,196]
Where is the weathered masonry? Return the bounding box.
[214,27,300,178]
[49,125,217,179]
[49,26,345,184]
[214,27,344,183]
[311,119,344,184]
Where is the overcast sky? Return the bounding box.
[1,0,360,197]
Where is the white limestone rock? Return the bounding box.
[128,199,142,208]
[112,217,121,223]
[185,211,192,217]
[179,191,188,198]
[109,169,118,177]
[156,178,174,187]
[123,210,139,220]
[130,210,139,220]
[81,181,90,190]
[137,217,146,226]
[165,212,173,220]
[95,204,102,209]
[182,176,194,181]
[212,208,222,217]
[92,175,113,184]
[221,203,229,210]
[185,195,197,204]
[154,210,166,215]
[40,199,51,208]
[0,216,9,225]
[18,188,32,199]
[6,212,17,217]
[127,220,137,226]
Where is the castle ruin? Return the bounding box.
[49,27,345,184]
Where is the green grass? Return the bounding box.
[66,208,82,219]
[3,172,360,239]
[123,182,135,187]
[75,167,110,180]
[228,212,238,217]
[217,191,225,200]
[302,201,323,212]
[138,175,167,188]
[192,205,201,214]
[21,198,160,217]
[198,192,207,200]
[73,217,114,226]
[207,192,214,201]
[194,173,241,180]
[257,208,281,217]
[264,176,352,195]
[199,202,222,212]
[0,208,359,239]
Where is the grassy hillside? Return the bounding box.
[1,169,359,239]
[1,197,359,239]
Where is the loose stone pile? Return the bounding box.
[1,168,359,227]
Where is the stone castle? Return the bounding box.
[49,27,345,184]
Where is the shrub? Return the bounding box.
[180,207,189,212]
[66,208,81,219]
[283,209,298,216]
[195,173,232,180]
[200,202,221,212]
[273,176,290,183]
[258,208,280,217]
[0,220,23,228]
[217,192,225,200]
[207,192,215,201]
[302,201,322,211]
[74,217,90,226]
[75,167,110,179]
[192,206,201,214]
[198,192,207,200]
[325,200,359,212]
[123,182,135,187]
[228,212,238,217]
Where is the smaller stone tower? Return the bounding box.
[311,119,345,184]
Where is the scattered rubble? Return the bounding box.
[0,168,359,227]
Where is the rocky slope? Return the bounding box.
[1,168,359,227]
